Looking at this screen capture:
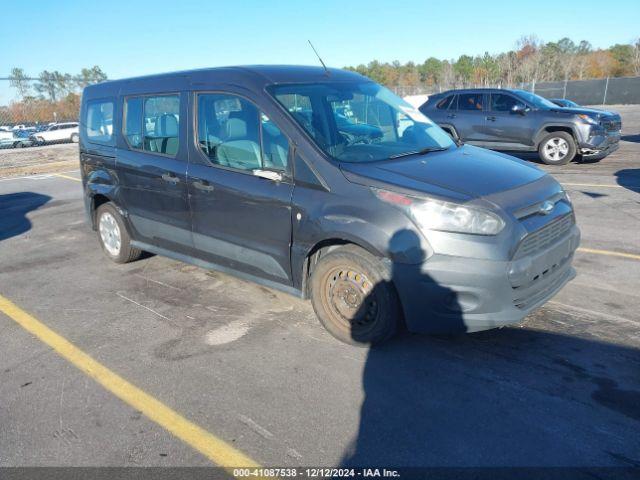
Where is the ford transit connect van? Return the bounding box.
[80,66,579,345]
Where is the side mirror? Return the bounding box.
[511,104,527,115]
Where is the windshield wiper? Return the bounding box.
[388,146,447,159]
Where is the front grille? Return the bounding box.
[513,214,574,259]
[601,119,622,132]
[512,263,572,309]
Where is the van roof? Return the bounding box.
[83,65,367,98]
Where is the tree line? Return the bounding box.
[345,36,640,92]
[2,66,108,124]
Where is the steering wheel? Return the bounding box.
[340,131,372,147]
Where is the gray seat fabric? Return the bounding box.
[150,114,179,155]
[216,112,261,170]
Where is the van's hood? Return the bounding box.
[340,145,546,200]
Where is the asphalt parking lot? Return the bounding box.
[0,106,639,470]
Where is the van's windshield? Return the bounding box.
[270,82,454,163]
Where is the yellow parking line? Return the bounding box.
[577,247,640,261]
[0,294,259,470]
[561,183,623,188]
[54,173,81,182]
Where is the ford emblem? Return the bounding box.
[539,201,554,215]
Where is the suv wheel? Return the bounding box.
[96,203,142,264]
[310,245,400,345]
[70,133,79,143]
[538,131,576,165]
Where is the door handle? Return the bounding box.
[161,172,180,184]
[486,116,496,122]
[192,180,214,192]
[447,114,456,119]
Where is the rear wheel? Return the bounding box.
[310,245,400,345]
[70,133,79,143]
[538,131,576,165]
[36,136,45,146]
[96,203,142,264]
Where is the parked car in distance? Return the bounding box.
[421,88,621,165]
[12,129,35,147]
[0,129,32,148]
[0,130,14,148]
[30,122,80,145]
[80,66,579,345]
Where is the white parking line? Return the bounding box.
[0,169,80,182]
[562,183,624,188]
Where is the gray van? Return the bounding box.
[79,66,580,345]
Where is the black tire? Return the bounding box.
[36,136,45,146]
[70,133,79,143]
[13,142,23,148]
[95,203,142,264]
[538,131,576,165]
[310,245,400,346]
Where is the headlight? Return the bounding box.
[578,114,599,126]
[374,188,505,236]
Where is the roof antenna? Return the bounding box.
[308,40,330,76]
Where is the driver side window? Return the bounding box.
[491,93,524,112]
[196,93,288,172]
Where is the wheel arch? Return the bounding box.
[300,236,387,299]
[84,169,120,229]
[534,123,579,148]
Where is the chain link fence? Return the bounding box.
[392,76,640,105]
[520,76,640,105]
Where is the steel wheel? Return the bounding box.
[310,246,399,345]
[99,211,121,257]
[322,266,379,333]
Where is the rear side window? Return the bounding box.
[85,101,113,143]
[123,94,180,156]
[124,97,143,148]
[436,95,455,110]
[458,93,483,111]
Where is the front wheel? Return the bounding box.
[96,203,142,264]
[538,131,576,165]
[310,245,400,345]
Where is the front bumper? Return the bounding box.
[579,126,621,157]
[393,225,580,334]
